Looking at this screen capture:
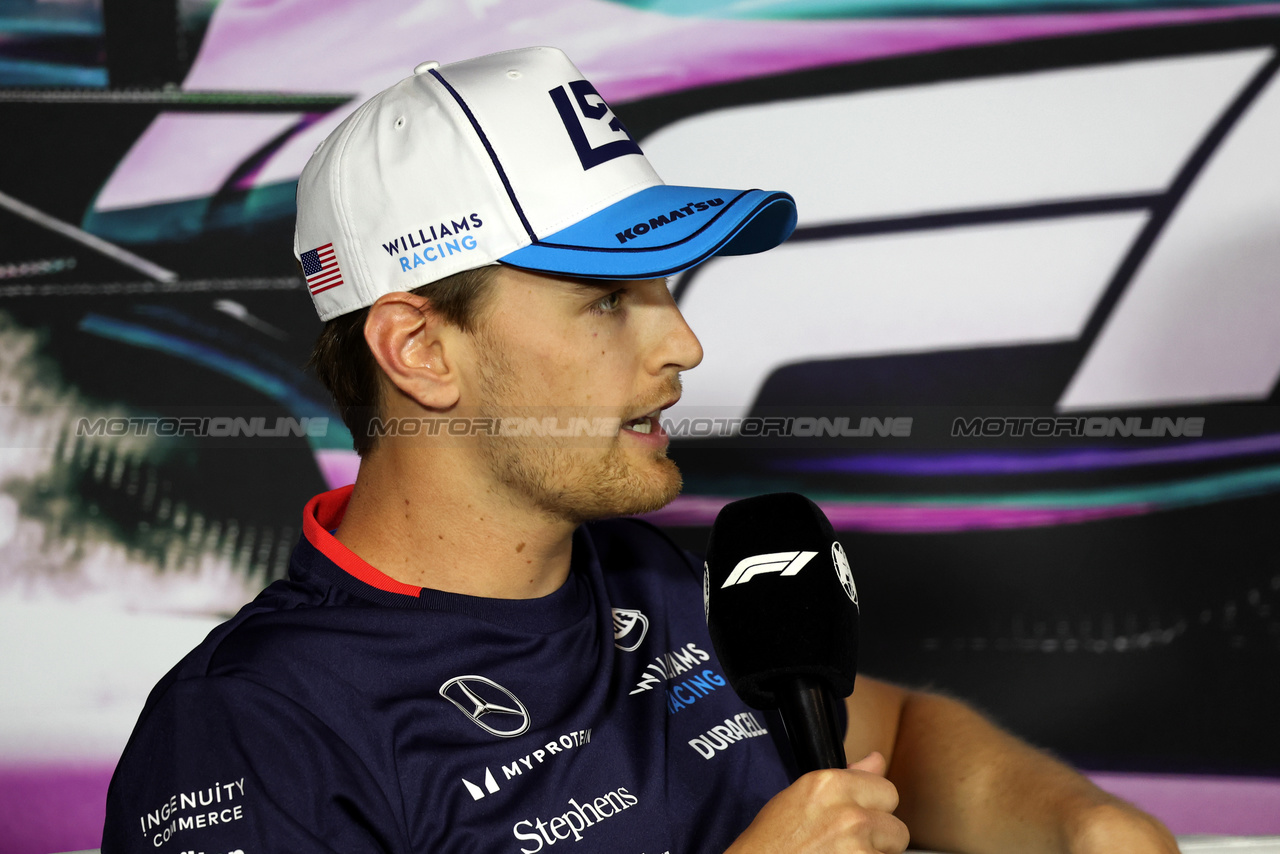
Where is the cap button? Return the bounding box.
[413,60,440,75]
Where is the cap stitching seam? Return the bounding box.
[535,189,772,253]
[429,68,538,243]
[327,96,377,318]
[423,77,529,248]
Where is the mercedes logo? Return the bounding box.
[439,675,531,738]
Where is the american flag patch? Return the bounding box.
[300,243,343,295]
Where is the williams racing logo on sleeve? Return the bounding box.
[549,80,642,170]
[628,641,730,714]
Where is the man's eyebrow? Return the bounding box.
[568,278,619,293]
[568,276,669,293]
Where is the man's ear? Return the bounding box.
[364,292,461,410]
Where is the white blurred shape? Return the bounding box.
[644,50,1271,224]
[95,114,299,212]
[669,213,1147,426]
[1060,65,1280,410]
[0,494,17,548]
[0,595,220,762]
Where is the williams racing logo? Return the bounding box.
[549,80,642,170]
[440,675,531,738]
[382,212,484,273]
[629,641,729,714]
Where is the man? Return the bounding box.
[104,47,1177,854]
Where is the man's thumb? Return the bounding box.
[848,750,887,776]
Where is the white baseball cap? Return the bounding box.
[294,46,797,321]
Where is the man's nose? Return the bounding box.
[651,291,704,374]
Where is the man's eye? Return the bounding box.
[593,290,624,313]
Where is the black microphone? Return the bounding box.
[704,493,859,775]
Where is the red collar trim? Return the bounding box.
[302,486,424,598]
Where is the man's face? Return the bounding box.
[462,267,703,524]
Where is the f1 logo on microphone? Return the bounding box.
[549,80,643,170]
[721,551,818,587]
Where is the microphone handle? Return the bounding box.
[775,674,848,775]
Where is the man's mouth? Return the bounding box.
[622,411,661,435]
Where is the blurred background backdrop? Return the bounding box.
[1,0,1279,851]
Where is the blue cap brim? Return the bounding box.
[498,185,797,279]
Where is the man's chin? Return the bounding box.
[620,463,684,517]
[567,457,683,523]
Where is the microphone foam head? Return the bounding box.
[704,493,859,709]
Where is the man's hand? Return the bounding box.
[726,751,910,853]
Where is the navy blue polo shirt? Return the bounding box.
[102,485,794,854]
